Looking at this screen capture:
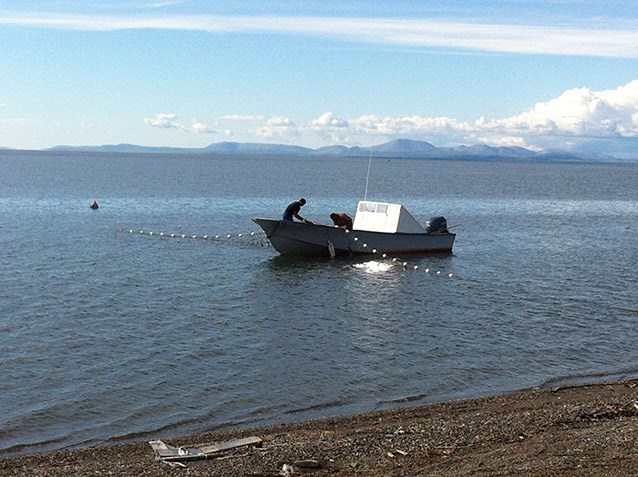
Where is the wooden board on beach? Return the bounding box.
[149,436,262,461]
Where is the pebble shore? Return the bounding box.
[2,379,637,476]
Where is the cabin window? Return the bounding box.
[359,202,389,214]
[359,202,377,212]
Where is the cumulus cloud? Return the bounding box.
[351,114,468,136]
[256,116,299,141]
[496,80,638,137]
[310,112,348,128]
[144,113,181,129]
[305,113,350,143]
[149,81,638,156]
[190,121,216,134]
[144,114,217,134]
[295,81,638,154]
[475,135,532,149]
[266,117,296,127]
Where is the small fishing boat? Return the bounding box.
[252,200,455,257]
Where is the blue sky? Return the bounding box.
[1,1,638,157]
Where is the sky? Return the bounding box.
[1,0,638,158]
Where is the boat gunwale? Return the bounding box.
[251,217,456,238]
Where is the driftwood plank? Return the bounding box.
[149,440,205,461]
[149,436,262,462]
[148,440,175,458]
[200,436,262,454]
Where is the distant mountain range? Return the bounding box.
[46,139,619,162]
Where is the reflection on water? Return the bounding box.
[352,260,392,274]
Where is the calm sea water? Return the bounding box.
[1,150,637,457]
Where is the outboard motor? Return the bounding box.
[425,216,448,233]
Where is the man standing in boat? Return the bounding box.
[283,198,311,223]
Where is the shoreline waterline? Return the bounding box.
[2,379,637,476]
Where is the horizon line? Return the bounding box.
[2,138,628,161]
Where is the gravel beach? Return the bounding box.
[2,379,637,476]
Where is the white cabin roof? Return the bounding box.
[352,201,425,233]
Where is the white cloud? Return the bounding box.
[235,80,638,155]
[221,114,265,122]
[256,116,299,141]
[492,80,638,138]
[475,135,537,149]
[349,114,468,136]
[144,114,216,133]
[266,117,295,127]
[2,12,637,58]
[190,121,216,134]
[393,82,634,147]
[144,113,181,129]
[310,112,348,128]
[148,81,638,156]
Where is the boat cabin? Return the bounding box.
[352,201,426,233]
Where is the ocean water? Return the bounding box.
[1,150,637,457]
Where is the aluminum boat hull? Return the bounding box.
[252,218,455,257]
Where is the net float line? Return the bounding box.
[345,232,454,277]
[117,228,271,246]
[117,228,452,276]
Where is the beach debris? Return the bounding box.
[294,459,324,469]
[149,436,262,462]
[280,463,295,476]
[277,459,326,474]
[387,449,408,458]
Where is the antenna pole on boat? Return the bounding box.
[364,149,372,201]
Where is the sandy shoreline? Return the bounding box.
[2,379,638,476]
